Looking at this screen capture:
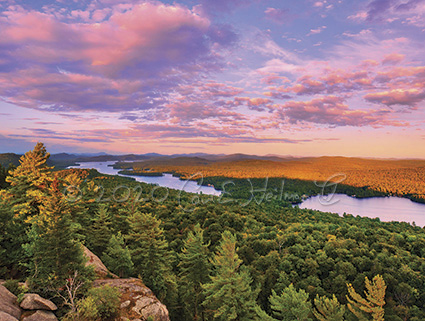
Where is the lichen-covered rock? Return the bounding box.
[0,310,19,321]
[21,310,58,321]
[0,285,21,320]
[132,296,155,314]
[121,300,131,309]
[93,278,169,321]
[83,246,118,279]
[20,294,57,311]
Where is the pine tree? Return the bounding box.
[313,294,345,321]
[178,224,211,321]
[87,204,112,257]
[6,142,53,218]
[126,211,175,301]
[255,284,312,321]
[346,275,386,321]
[27,178,89,294]
[2,143,53,277]
[101,232,133,278]
[203,230,259,321]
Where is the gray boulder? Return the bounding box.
[0,285,21,320]
[20,294,57,311]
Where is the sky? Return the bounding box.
[0,0,425,157]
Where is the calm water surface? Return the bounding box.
[298,193,425,227]
[68,161,221,196]
[69,162,425,225]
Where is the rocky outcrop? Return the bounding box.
[21,310,58,321]
[93,278,170,321]
[0,285,59,321]
[0,285,21,320]
[83,245,118,279]
[84,247,169,320]
[20,294,57,311]
[0,310,19,321]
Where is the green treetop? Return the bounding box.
[203,230,259,321]
[126,211,175,302]
[178,224,211,321]
[101,232,133,278]
[255,284,312,321]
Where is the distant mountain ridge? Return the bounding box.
[2,152,424,169]
[0,153,21,167]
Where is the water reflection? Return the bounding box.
[298,193,425,227]
[68,161,221,196]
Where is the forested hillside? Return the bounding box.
[114,156,425,203]
[1,144,425,320]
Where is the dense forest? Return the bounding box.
[114,156,425,204]
[1,143,425,320]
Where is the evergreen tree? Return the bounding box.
[101,232,133,278]
[27,178,89,294]
[255,284,312,321]
[178,224,211,321]
[313,294,345,321]
[203,230,258,321]
[110,207,131,236]
[87,204,112,257]
[126,211,175,301]
[0,163,7,188]
[2,143,52,277]
[346,275,386,321]
[6,142,53,218]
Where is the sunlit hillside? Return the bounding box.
[116,157,425,202]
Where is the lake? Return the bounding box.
[298,193,425,227]
[68,162,425,226]
[68,161,222,196]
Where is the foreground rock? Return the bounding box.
[93,278,169,321]
[0,310,19,321]
[0,285,21,320]
[21,310,58,321]
[85,247,169,321]
[20,294,57,311]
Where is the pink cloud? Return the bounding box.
[200,82,244,97]
[230,97,274,110]
[349,0,425,27]
[264,7,290,24]
[0,3,233,112]
[307,26,327,36]
[382,53,405,65]
[166,100,246,123]
[364,89,425,106]
[278,96,402,127]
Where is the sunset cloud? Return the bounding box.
[0,0,424,157]
[350,0,425,26]
[278,96,399,127]
[0,2,225,112]
[364,89,425,107]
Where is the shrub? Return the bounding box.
[3,279,27,297]
[77,296,99,321]
[77,285,121,321]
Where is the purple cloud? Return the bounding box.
[0,3,233,113]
